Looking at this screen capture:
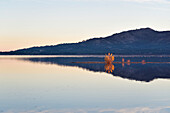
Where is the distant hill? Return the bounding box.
[1,27,170,55]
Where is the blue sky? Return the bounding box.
[0,0,170,51]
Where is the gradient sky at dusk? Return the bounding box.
[0,0,170,51]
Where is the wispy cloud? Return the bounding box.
[124,0,170,4]
[15,0,170,3]
[3,106,170,113]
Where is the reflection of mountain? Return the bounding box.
[19,57,170,82]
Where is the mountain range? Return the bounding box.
[1,27,170,55]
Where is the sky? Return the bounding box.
[0,0,170,51]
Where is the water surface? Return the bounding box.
[0,55,170,113]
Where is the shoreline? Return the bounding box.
[72,61,170,64]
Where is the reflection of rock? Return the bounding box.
[105,64,115,73]
[142,60,146,64]
[19,57,170,82]
[127,59,131,65]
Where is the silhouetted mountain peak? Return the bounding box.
[136,27,155,31]
[120,27,156,35]
[133,27,158,33]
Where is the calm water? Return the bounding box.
[0,55,170,113]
